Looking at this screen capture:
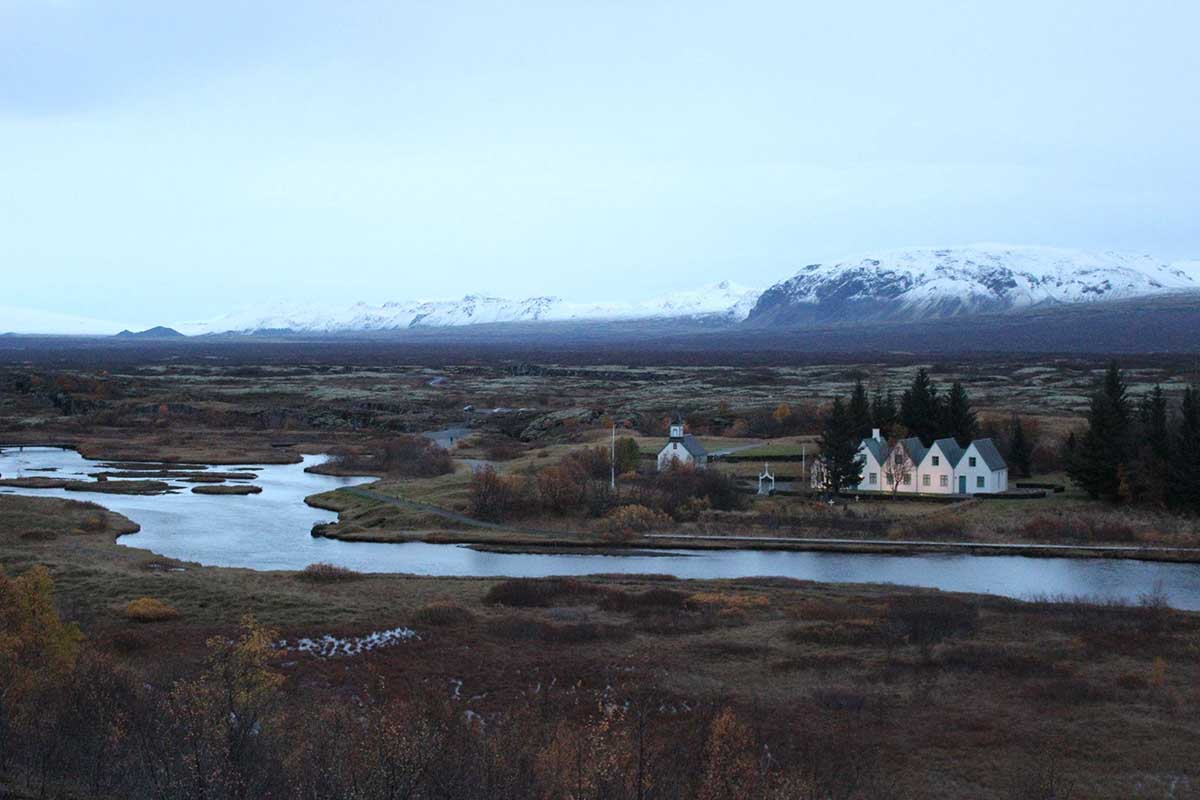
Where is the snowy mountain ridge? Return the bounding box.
[747,245,1200,326]
[174,281,761,336]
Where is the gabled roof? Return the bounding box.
[898,436,927,465]
[970,438,1006,471]
[861,437,887,464]
[680,434,708,458]
[931,437,964,467]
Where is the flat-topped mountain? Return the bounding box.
[115,326,186,339]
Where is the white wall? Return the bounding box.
[954,444,996,494]
[852,445,883,491]
[919,442,957,495]
[657,442,695,471]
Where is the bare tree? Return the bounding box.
[883,440,915,499]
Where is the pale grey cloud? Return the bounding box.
[1,0,1198,324]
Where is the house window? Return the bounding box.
[969,457,977,467]
[976,476,985,489]
[922,474,931,487]
[903,474,912,485]
[932,456,940,466]
[940,475,948,487]
[869,472,877,485]
[894,453,903,465]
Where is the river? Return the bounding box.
[3,446,1200,609]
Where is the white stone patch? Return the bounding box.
[276,627,419,658]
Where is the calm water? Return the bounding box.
[4,446,1200,609]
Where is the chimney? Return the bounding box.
[872,428,881,441]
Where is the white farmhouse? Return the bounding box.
[813,429,1008,495]
[656,416,709,471]
[956,439,1009,494]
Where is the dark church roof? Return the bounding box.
[679,434,708,458]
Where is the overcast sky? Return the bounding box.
[3,0,1199,327]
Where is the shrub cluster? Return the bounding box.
[124,597,181,623]
[333,435,453,478]
[297,562,363,583]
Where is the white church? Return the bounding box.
[815,429,1008,495]
[656,416,709,471]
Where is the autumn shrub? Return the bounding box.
[937,643,1062,677]
[78,510,108,533]
[467,466,539,521]
[537,462,587,514]
[413,601,474,626]
[600,587,690,613]
[687,592,770,612]
[298,562,363,583]
[599,504,669,541]
[652,467,745,519]
[786,621,884,647]
[334,436,453,477]
[633,609,725,635]
[20,528,57,541]
[483,577,608,608]
[1021,675,1112,705]
[124,597,181,623]
[489,615,631,643]
[1020,513,1138,543]
[883,595,978,657]
[476,434,524,461]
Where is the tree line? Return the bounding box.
[818,369,991,494]
[1067,362,1200,510]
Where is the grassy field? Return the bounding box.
[4,352,1200,796]
[2,492,1199,798]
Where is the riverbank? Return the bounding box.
[3,491,1199,799]
[308,483,1200,564]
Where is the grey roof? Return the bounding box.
[679,434,708,459]
[861,437,887,463]
[971,438,1007,471]
[899,436,927,466]
[931,437,965,467]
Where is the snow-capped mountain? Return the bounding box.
[746,245,1200,327]
[175,281,760,335]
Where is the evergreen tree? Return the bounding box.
[900,368,941,444]
[1008,414,1032,478]
[817,397,865,495]
[1067,361,1132,502]
[847,379,873,440]
[1140,385,1171,463]
[942,381,979,446]
[1124,385,1172,506]
[1168,386,1200,512]
[870,385,898,439]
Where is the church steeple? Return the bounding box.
[669,413,684,439]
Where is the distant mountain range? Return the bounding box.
[745,245,1200,327]
[4,246,1198,337]
[173,281,761,336]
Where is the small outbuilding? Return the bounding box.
[657,416,709,471]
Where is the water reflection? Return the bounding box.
[3,447,1200,609]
